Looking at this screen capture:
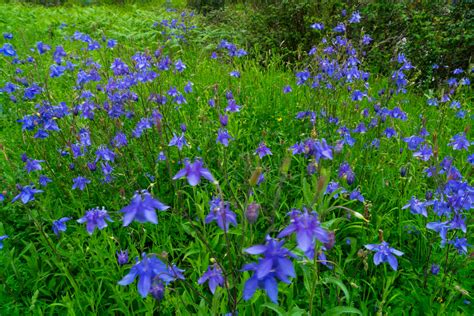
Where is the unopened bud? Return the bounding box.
[245,202,260,224]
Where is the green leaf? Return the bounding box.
[321,306,362,316]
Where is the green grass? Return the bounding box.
[0,2,473,315]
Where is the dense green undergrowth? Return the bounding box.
[0,2,473,315]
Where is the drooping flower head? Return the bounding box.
[198,263,225,294]
[120,190,169,226]
[205,197,237,231]
[77,207,113,235]
[52,217,71,237]
[117,250,129,266]
[118,253,184,298]
[365,241,404,271]
[277,208,329,259]
[173,159,215,186]
[255,142,272,158]
[12,185,43,204]
[242,236,297,304]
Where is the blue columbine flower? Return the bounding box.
[72,176,91,191]
[120,190,169,226]
[449,237,469,255]
[205,197,237,231]
[25,159,44,173]
[198,264,224,294]
[449,133,470,151]
[173,159,215,186]
[255,142,272,158]
[242,236,297,304]
[277,208,329,259]
[12,185,43,204]
[402,197,433,217]
[117,250,129,265]
[77,207,113,235]
[52,217,71,237]
[216,129,233,147]
[365,241,404,271]
[168,133,188,151]
[0,43,16,57]
[0,235,9,249]
[118,253,184,298]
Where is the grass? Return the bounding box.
[0,1,472,315]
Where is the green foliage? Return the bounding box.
[0,1,472,315]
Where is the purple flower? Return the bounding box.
[112,132,128,148]
[225,99,241,112]
[311,22,324,30]
[349,11,361,23]
[216,129,233,147]
[413,144,433,161]
[277,208,329,259]
[449,237,469,255]
[205,197,237,231]
[0,235,9,249]
[52,217,71,237]
[117,250,129,265]
[403,135,424,151]
[25,159,44,173]
[174,59,186,72]
[255,142,272,158]
[350,189,365,202]
[168,133,188,151]
[95,146,115,162]
[173,159,215,186]
[283,85,292,94]
[1,43,16,57]
[12,185,43,204]
[72,176,91,191]
[77,207,113,235]
[120,190,169,226]
[402,197,432,217]
[118,253,184,298]
[39,175,52,187]
[230,71,240,78]
[242,236,296,304]
[449,133,470,151]
[431,264,440,275]
[365,241,403,271]
[36,41,51,54]
[198,264,224,294]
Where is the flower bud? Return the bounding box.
[245,202,260,224]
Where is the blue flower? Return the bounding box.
[242,236,296,304]
[52,217,71,237]
[120,190,169,226]
[168,133,188,150]
[255,142,272,158]
[25,159,44,173]
[118,253,184,298]
[117,250,129,265]
[365,241,403,271]
[173,159,215,186]
[277,208,329,259]
[12,185,43,204]
[38,175,53,187]
[72,176,91,191]
[77,207,113,235]
[0,235,9,249]
[449,133,470,151]
[205,197,237,231]
[449,237,469,255]
[0,43,16,57]
[198,264,224,294]
[402,197,433,217]
[310,22,324,30]
[216,129,233,147]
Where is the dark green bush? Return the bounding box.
[194,0,474,87]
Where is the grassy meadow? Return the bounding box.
[0,1,472,315]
